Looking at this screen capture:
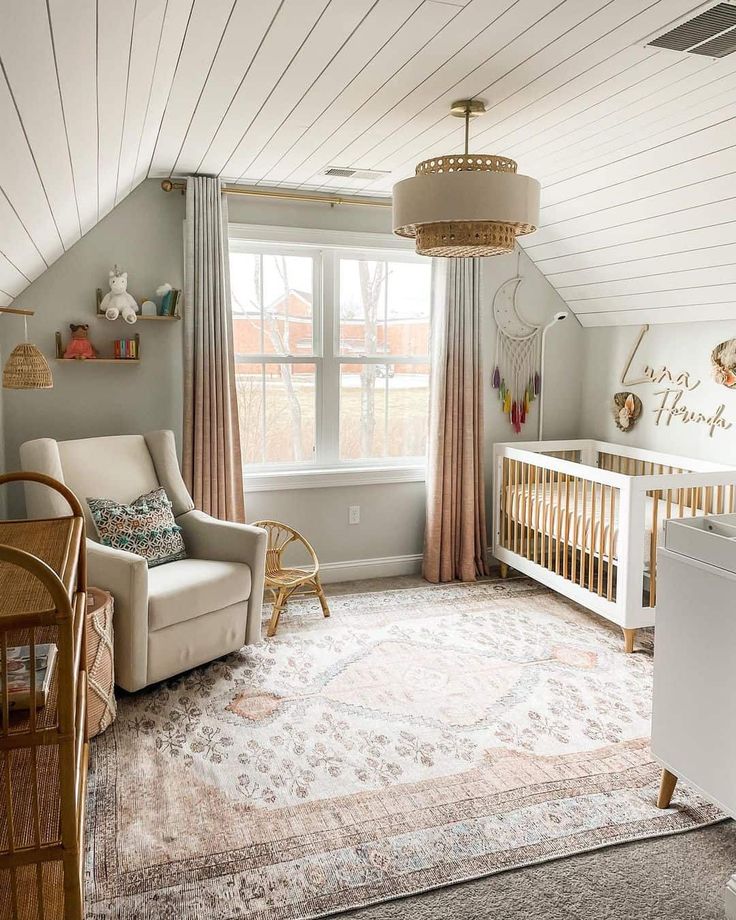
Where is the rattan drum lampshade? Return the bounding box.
[1,307,53,389]
[392,99,540,258]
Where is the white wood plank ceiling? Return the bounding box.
[0,0,734,326]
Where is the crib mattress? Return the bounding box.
[503,484,697,564]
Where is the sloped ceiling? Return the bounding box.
[0,0,734,326]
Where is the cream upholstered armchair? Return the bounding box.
[20,431,266,692]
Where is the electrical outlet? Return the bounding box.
[348,505,360,525]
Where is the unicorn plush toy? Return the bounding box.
[101,265,138,324]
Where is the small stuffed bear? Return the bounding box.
[101,265,138,324]
[64,324,97,360]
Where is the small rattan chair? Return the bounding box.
[252,520,330,637]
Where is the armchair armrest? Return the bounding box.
[177,510,267,645]
[87,539,149,692]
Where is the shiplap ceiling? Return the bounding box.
[0,0,734,325]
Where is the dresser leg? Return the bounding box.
[499,562,509,579]
[657,768,678,808]
[622,627,637,653]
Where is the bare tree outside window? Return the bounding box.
[229,242,431,471]
[265,256,304,461]
[357,260,386,457]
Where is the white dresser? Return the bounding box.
[653,513,736,918]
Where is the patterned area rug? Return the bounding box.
[85,578,721,919]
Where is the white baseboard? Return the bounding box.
[319,553,423,584]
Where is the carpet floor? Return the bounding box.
[343,823,736,919]
[86,575,728,919]
[336,577,736,920]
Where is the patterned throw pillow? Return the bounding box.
[87,487,186,568]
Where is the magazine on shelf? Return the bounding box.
[2,643,58,711]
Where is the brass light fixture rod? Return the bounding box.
[450,98,487,155]
[160,178,392,209]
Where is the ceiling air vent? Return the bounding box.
[324,166,389,181]
[647,2,736,57]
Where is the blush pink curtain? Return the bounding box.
[423,258,489,583]
[183,176,245,523]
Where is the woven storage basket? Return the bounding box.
[86,588,116,737]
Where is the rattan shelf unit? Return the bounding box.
[0,472,88,920]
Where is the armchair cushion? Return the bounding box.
[148,558,251,631]
[87,487,186,567]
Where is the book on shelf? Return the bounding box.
[113,338,138,359]
[2,644,58,711]
[158,288,180,316]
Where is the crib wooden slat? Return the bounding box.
[503,457,510,550]
[539,466,546,570]
[588,482,597,590]
[526,461,532,558]
[571,475,579,583]
[607,485,615,601]
[554,468,562,575]
[511,460,519,552]
[531,464,538,563]
[563,472,571,580]
[519,461,526,557]
[597,484,606,597]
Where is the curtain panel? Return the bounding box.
[423,258,489,583]
[183,176,245,522]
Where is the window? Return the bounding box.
[229,231,433,482]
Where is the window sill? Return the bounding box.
[244,465,427,492]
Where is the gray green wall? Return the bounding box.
[1,178,583,569]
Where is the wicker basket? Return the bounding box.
[86,588,116,737]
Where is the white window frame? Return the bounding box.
[229,224,431,491]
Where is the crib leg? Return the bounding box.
[657,768,678,809]
[622,627,637,654]
[499,562,509,579]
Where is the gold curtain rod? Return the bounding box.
[161,178,392,209]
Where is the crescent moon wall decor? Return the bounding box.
[491,263,542,433]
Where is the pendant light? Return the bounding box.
[392,99,540,257]
[1,307,53,389]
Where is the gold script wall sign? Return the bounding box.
[619,325,732,439]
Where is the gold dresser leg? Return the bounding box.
[657,768,678,808]
[622,627,637,654]
[499,562,509,579]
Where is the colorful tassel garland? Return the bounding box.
[492,366,501,388]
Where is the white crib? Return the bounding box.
[492,439,736,651]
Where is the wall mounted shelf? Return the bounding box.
[55,331,140,363]
[95,287,181,320]
[55,358,141,364]
[127,313,180,322]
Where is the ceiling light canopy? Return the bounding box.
[392,99,540,257]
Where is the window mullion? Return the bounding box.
[320,249,339,466]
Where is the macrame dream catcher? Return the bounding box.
[491,261,541,433]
